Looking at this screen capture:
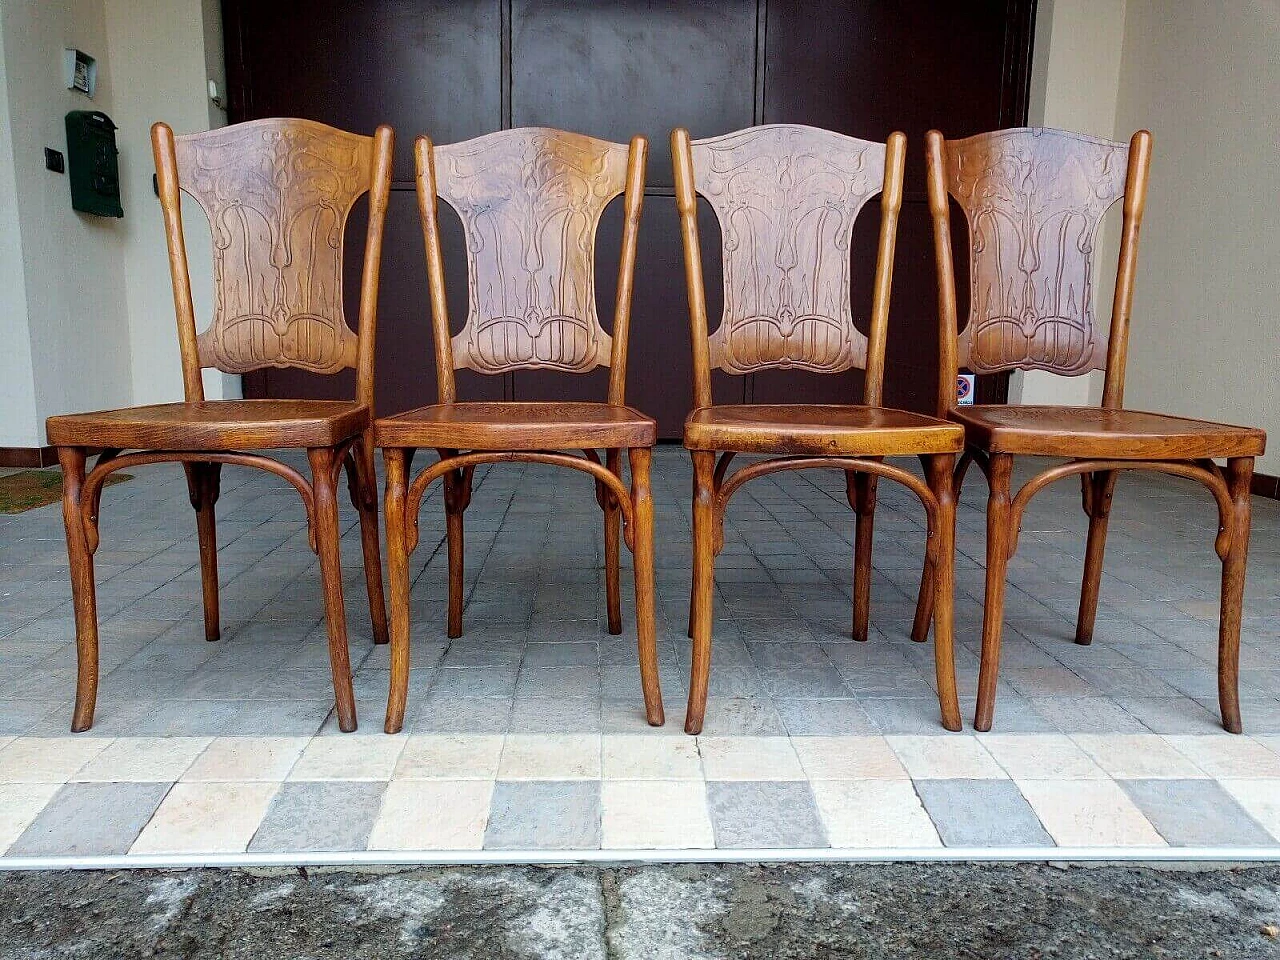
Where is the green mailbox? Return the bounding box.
[64,110,123,218]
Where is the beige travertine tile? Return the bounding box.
[697,737,805,781]
[1071,735,1205,779]
[1219,779,1280,842]
[980,734,1107,780]
[1164,735,1280,779]
[75,737,211,782]
[791,737,909,780]
[130,781,279,854]
[887,735,1006,779]
[812,780,941,848]
[497,735,600,780]
[289,736,406,781]
[182,737,311,782]
[601,780,714,849]
[601,735,702,780]
[368,780,493,850]
[394,735,505,780]
[1017,780,1165,847]
[0,737,113,783]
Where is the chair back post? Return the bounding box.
[355,125,395,413]
[415,136,458,404]
[863,131,906,407]
[672,127,714,411]
[1100,129,1153,410]
[151,122,205,403]
[606,135,649,407]
[925,130,960,419]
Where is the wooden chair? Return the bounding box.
[913,126,1266,732]
[378,128,662,734]
[672,124,966,735]
[46,118,394,732]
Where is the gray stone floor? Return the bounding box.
[0,863,1277,957]
[0,446,1276,739]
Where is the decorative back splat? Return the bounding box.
[434,128,629,374]
[689,125,884,374]
[944,127,1129,376]
[173,118,375,375]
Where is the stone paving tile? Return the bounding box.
[1016,780,1165,847]
[810,780,941,848]
[1120,779,1277,847]
[369,780,493,850]
[0,783,61,852]
[706,781,827,849]
[9,782,171,856]
[601,780,715,849]
[915,779,1053,847]
[484,780,601,850]
[131,781,280,854]
[248,781,385,853]
[181,737,310,782]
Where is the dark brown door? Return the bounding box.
[225,0,1034,434]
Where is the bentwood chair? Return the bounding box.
[672,125,966,735]
[378,128,662,734]
[46,118,394,732]
[912,127,1266,732]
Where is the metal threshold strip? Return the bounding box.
[2,847,1278,871]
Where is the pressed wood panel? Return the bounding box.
[944,128,1130,376]
[690,125,886,376]
[434,128,630,375]
[174,119,373,375]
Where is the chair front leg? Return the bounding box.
[975,452,1015,732]
[58,447,99,733]
[604,448,623,635]
[345,430,389,645]
[1218,457,1254,734]
[1075,469,1117,645]
[438,448,468,639]
[847,470,878,642]
[686,450,718,735]
[184,462,222,643]
[628,447,663,726]
[383,447,412,734]
[309,447,357,733]
[924,453,962,731]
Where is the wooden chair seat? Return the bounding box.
[951,405,1266,459]
[375,401,657,450]
[684,404,964,456]
[47,400,370,451]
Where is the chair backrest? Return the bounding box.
[926,126,1152,414]
[672,124,906,409]
[152,118,394,407]
[415,127,647,405]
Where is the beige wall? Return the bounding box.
[1114,0,1280,475]
[1019,0,1127,407]
[0,0,134,443]
[104,0,233,406]
[0,20,41,448]
[0,0,228,449]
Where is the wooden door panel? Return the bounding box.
[510,0,756,187]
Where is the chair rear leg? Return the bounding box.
[848,471,877,642]
[345,434,389,646]
[184,462,222,643]
[604,449,623,635]
[58,447,100,733]
[974,453,1015,732]
[925,453,962,731]
[686,450,718,735]
[629,447,664,726]
[309,447,357,732]
[1075,470,1117,645]
[383,448,412,734]
[1218,457,1254,734]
